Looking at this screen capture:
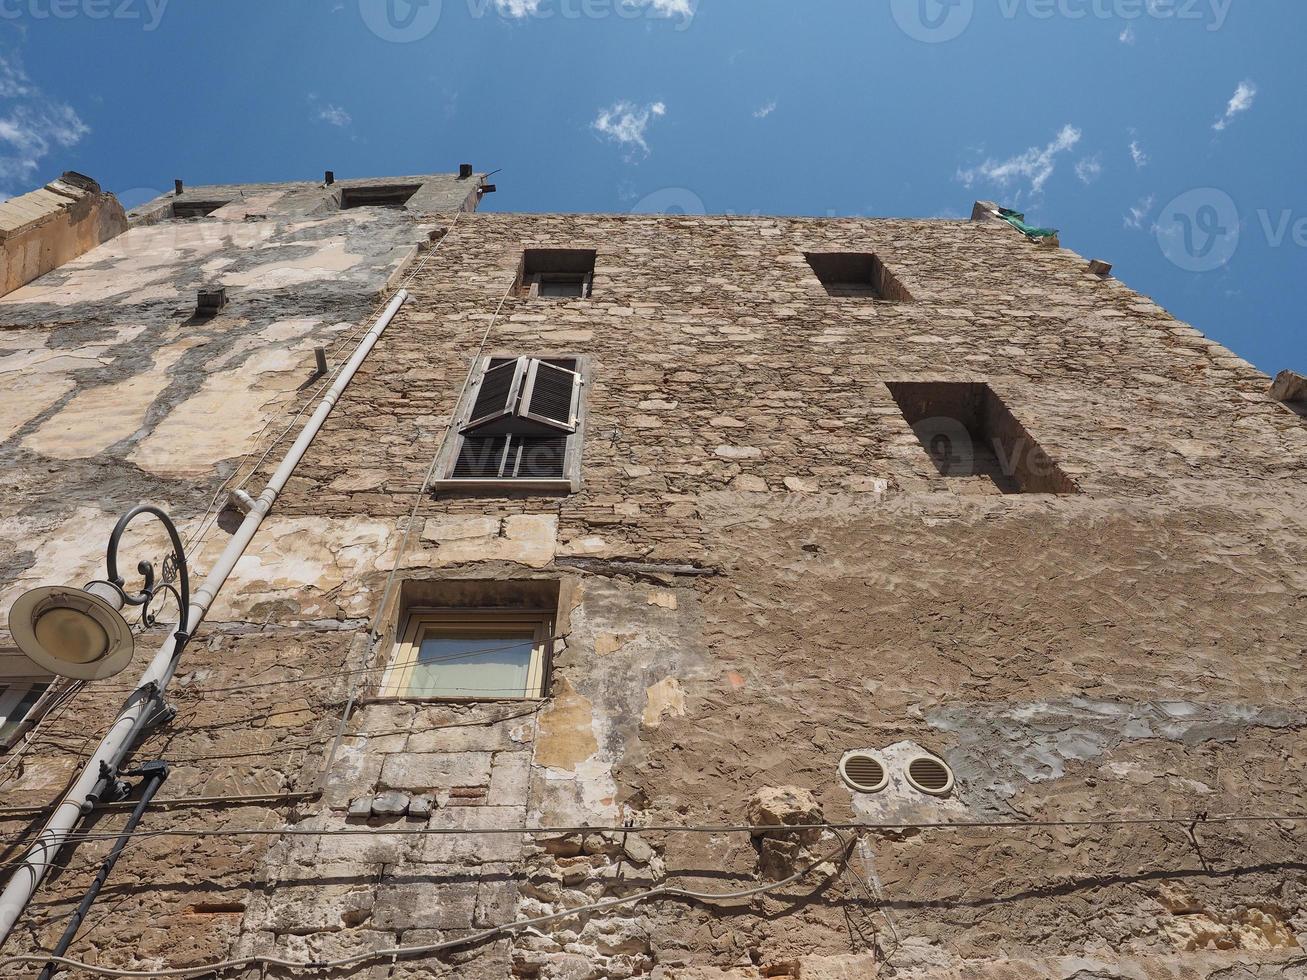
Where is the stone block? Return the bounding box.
[373,878,479,930]
[379,751,494,792]
[487,751,533,806]
[371,790,410,816]
[1270,370,1306,404]
[414,807,528,864]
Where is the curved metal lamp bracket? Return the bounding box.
[90,505,192,649]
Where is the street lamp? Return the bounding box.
[8,505,191,681]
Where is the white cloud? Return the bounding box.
[317,103,353,128]
[495,0,694,17]
[494,0,542,14]
[1123,194,1155,230]
[0,52,88,199]
[1129,139,1148,168]
[592,100,666,158]
[1075,156,1103,185]
[631,0,693,15]
[1213,80,1257,131]
[1119,25,1137,44]
[753,101,777,119]
[956,124,1082,198]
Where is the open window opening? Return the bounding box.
[516,249,597,299]
[171,201,228,219]
[886,381,1079,495]
[805,252,913,301]
[340,184,422,210]
[439,356,586,490]
[379,579,561,702]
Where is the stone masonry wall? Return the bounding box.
[1,201,1306,979]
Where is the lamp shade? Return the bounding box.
[8,585,135,680]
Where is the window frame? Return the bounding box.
[435,354,589,493]
[526,271,593,299]
[378,609,554,703]
[0,655,55,752]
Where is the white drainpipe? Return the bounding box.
[0,289,410,946]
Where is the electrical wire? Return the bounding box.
[0,811,1302,859]
[0,834,858,978]
[86,632,570,698]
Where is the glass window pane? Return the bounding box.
[0,683,49,743]
[407,631,537,699]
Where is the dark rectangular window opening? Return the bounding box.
[886,381,1078,495]
[517,249,597,299]
[805,252,913,301]
[171,201,228,219]
[340,185,422,209]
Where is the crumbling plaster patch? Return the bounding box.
[207,516,401,621]
[129,343,320,477]
[22,335,206,458]
[927,698,1305,805]
[418,514,559,568]
[220,238,364,290]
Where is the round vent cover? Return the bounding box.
[905,756,954,797]
[839,753,888,794]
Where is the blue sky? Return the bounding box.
[1,0,1303,374]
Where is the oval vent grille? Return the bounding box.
[839,753,888,794]
[906,756,954,797]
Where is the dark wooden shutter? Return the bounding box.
[463,358,525,431]
[453,436,510,478]
[513,437,568,479]
[520,360,580,432]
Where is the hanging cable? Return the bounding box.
[0,835,858,979]
[0,810,1301,862]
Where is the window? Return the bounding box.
[339,185,422,209]
[381,610,553,701]
[886,381,1078,495]
[171,201,227,219]
[0,668,52,749]
[805,252,913,301]
[439,356,586,490]
[516,249,597,299]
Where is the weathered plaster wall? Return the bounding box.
[0,173,482,633]
[2,203,1306,980]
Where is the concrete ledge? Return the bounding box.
[0,171,127,295]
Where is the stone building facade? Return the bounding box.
[1,170,1305,979]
